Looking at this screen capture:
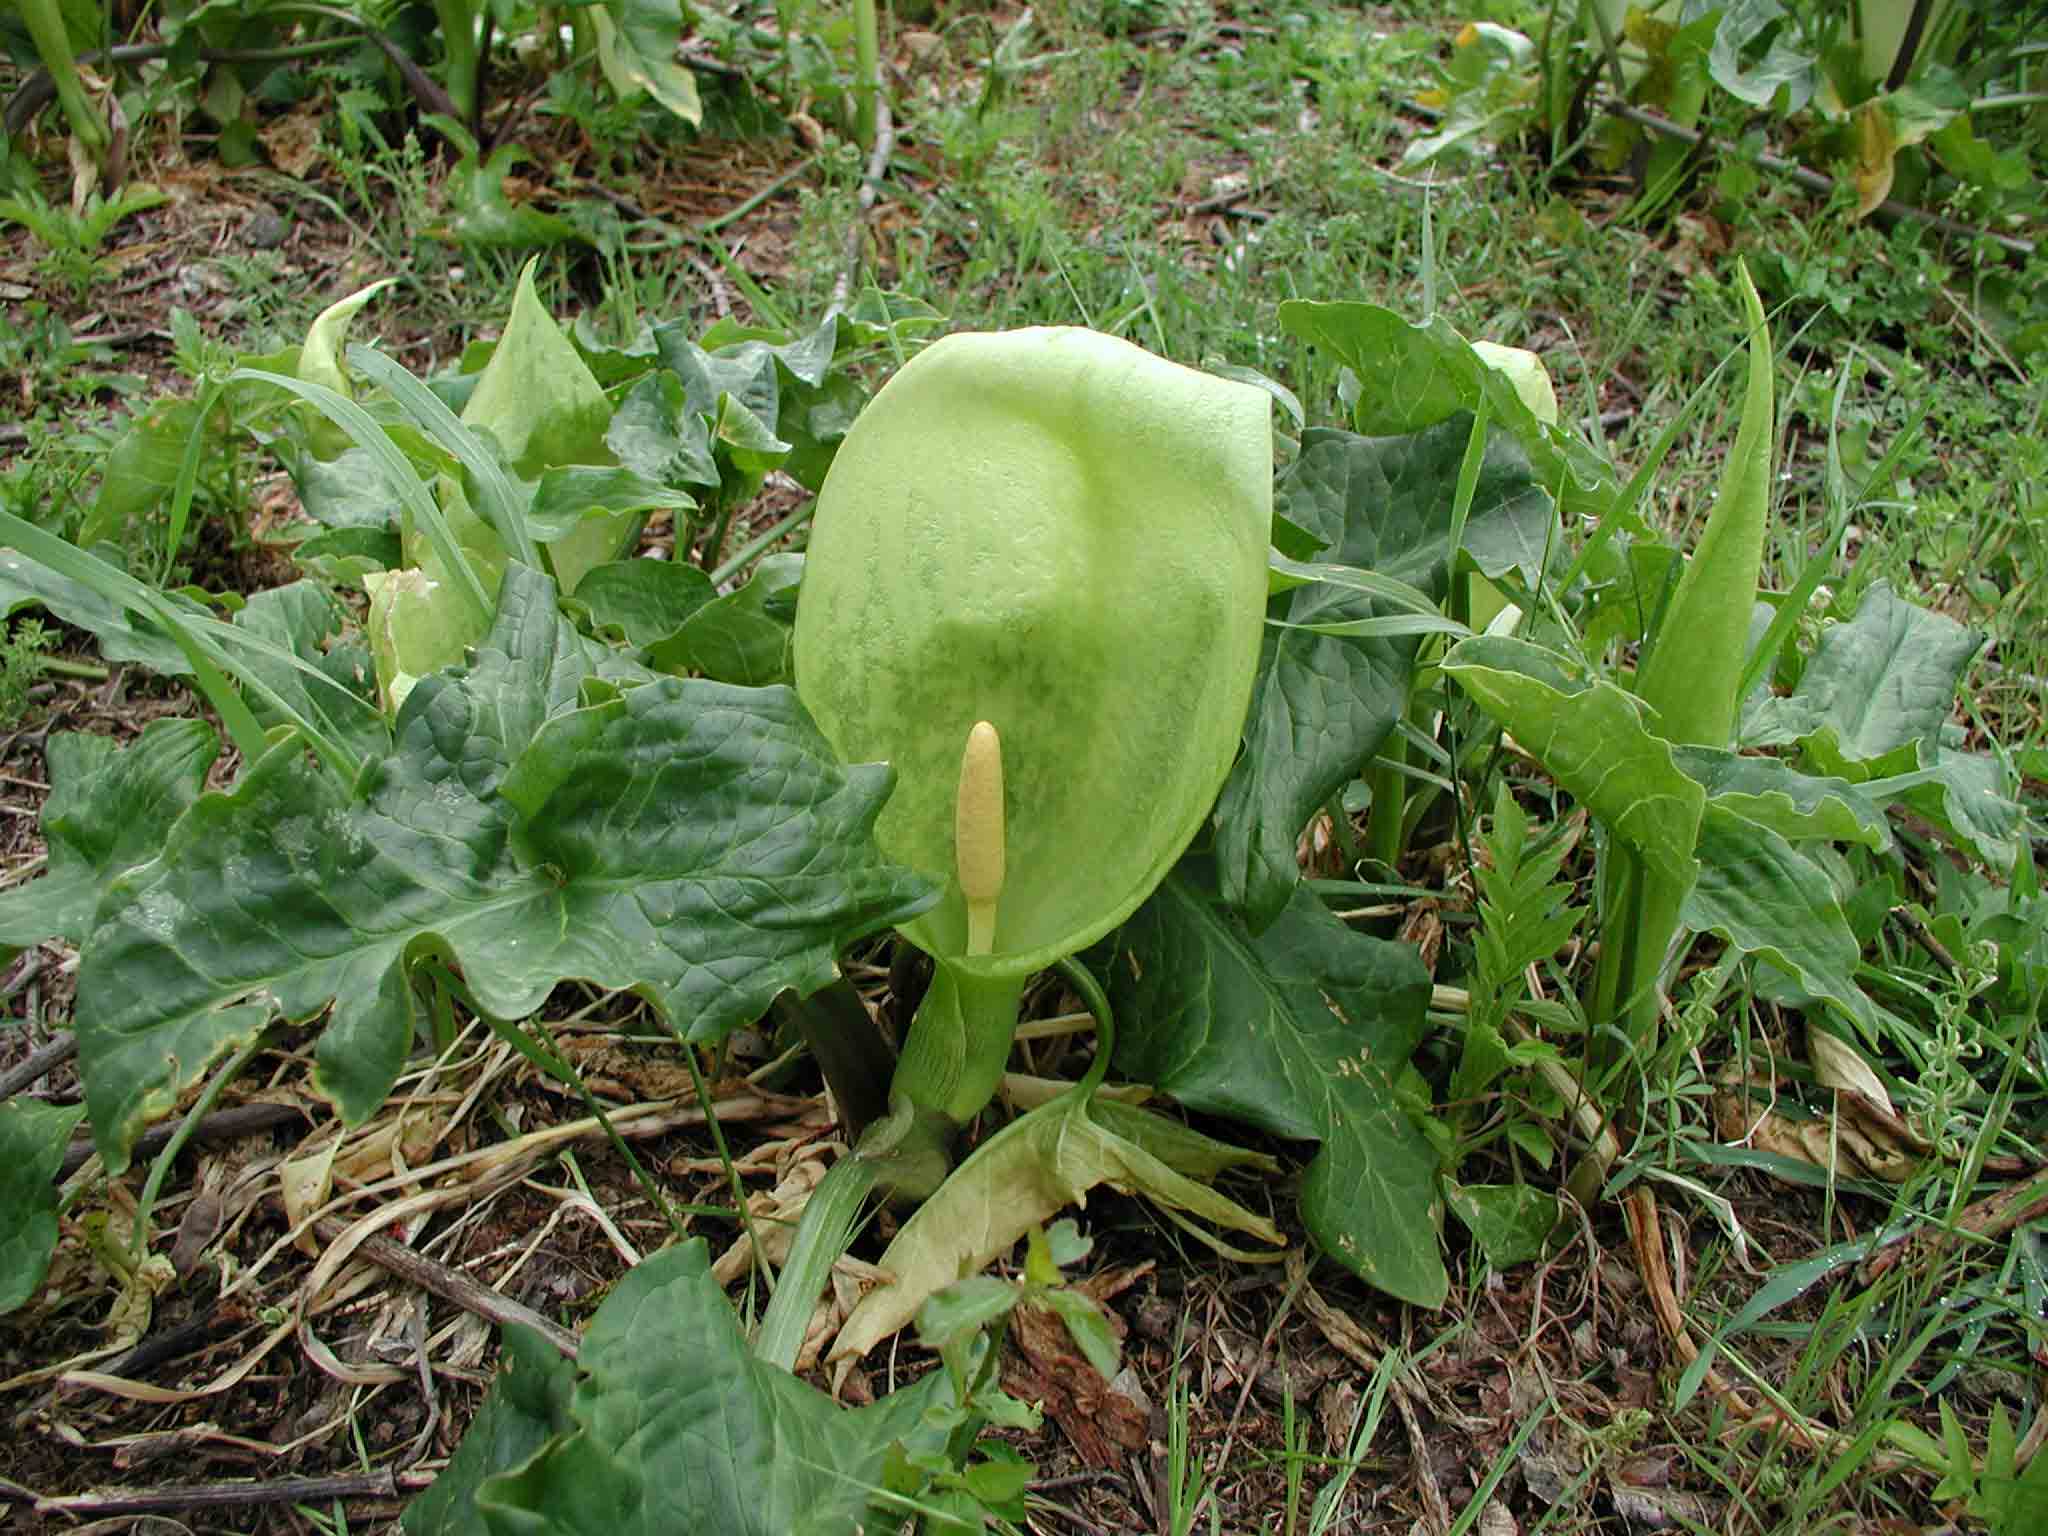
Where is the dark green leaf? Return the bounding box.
[0,719,216,949]
[593,0,702,125]
[570,558,716,647]
[79,395,197,549]
[232,581,388,767]
[1685,804,1880,1038]
[292,447,403,531]
[436,146,590,249]
[467,1240,954,1536]
[650,553,801,686]
[0,1100,89,1315]
[1670,746,1891,851]
[1279,301,1616,518]
[607,371,719,489]
[401,1326,577,1536]
[528,465,696,541]
[1216,421,1553,927]
[1109,864,1446,1307]
[1444,1181,1562,1269]
[1743,582,1982,765]
[76,566,933,1171]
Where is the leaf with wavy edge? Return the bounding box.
[76,565,933,1171]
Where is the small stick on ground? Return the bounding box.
[313,1215,582,1360]
[1857,1163,2048,1287]
[58,1099,305,1179]
[0,1027,75,1103]
[828,98,896,313]
[34,1468,435,1517]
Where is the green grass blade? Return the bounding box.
[345,344,543,572]
[226,368,494,627]
[0,509,364,780]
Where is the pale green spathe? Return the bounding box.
[793,327,1272,976]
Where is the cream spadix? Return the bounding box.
[956,721,1004,959]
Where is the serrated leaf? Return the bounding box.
[0,719,217,949]
[1109,864,1447,1307]
[0,1100,89,1315]
[75,566,934,1171]
[1216,421,1554,928]
[465,1241,953,1536]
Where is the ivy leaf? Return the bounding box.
[1216,420,1553,929]
[1109,863,1447,1308]
[453,1240,954,1536]
[76,566,934,1172]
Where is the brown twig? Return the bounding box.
[0,1027,75,1103]
[1858,1163,2048,1287]
[2,948,52,1004]
[58,1100,306,1180]
[829,98,896,314]
[1604,101,2036,261]
[34,1468,434,1517]
[312,1216,582,1360]
[1625,1188,1914,1472]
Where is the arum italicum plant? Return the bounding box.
[762,327,1285,1362]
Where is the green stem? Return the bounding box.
[131,1032,266,1268]
[17,0,106,155]
[682,1043,774,1297]
[1052,955,1115,1096]
[709,502,816,587]
[429,0,481,125]
[771,979,894,1145]
[1364,736,1408,871]
[852,0,880,151]
[38,656,109,680]
[888,958,1027,1129]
